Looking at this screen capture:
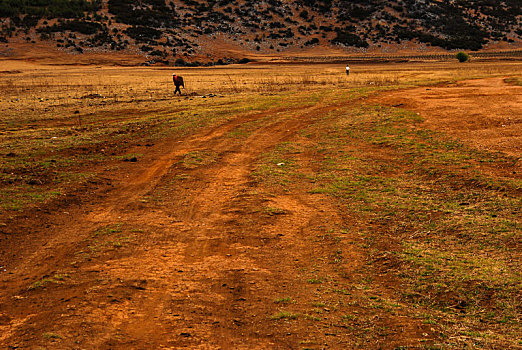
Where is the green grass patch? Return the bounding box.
[262,206,288,216]
[307,278,324,284]
[93,223,123,237]
[181,150,218,169]
[42,332,63,340]
[270,311,299,320]
[29,274,70,290]
[303,314,321,321]
[253,142,302,187]
[0,186,62,211]
[285,98,521,348]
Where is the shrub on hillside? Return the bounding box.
[332,29,368,48]
[108,0,178,27]
[149,49,165,56]
[0,0,100,19]
[174,58,186,66]
[304,38,319,46]
[36,20,101,35]
[124,26,161,43]
[456,51,469,62]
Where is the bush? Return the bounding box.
[149,49,164,56]
[124,26,161,43]
[108,0,178,27]
[456,51,469,62]
[332,29,368,48]
[304,38,319,46]
[0,0,100,19]
[36,20,101,35]
[174,58,186,66]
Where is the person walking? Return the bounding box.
[173,73,184,95]
[346,64,350,76]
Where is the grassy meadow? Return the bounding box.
[1,59,521,348]
[1,60,519,211]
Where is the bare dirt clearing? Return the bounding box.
[0,61,521,349]
[377,77,522,157]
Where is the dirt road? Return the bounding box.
[0,77,520,349]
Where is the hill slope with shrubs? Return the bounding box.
[1,0,521,64]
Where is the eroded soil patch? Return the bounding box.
[376,77,522,158]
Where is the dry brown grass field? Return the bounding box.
[0,59,521,349]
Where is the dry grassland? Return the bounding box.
[0,59,521,349]
[1,60,519,209]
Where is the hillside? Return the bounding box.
[1,0,521,64]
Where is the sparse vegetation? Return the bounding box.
[0,0,519,61]
[29,274,70,290]
[42,332,63,339]
[270,311,299,320]
[274,297,295,304]
[1,60,520,349]
[0,0,100,19]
